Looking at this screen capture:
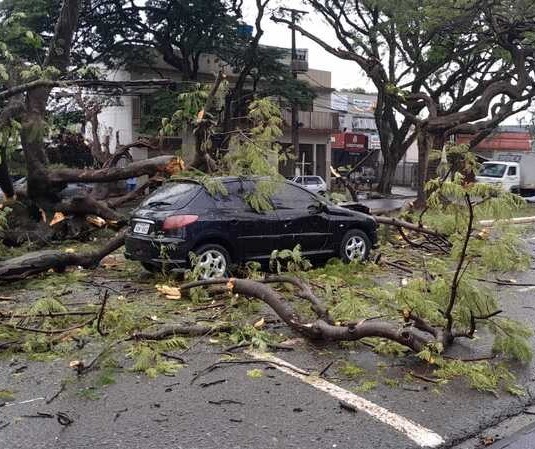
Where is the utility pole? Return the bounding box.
[279,7,308,175]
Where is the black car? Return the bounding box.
[125,177,377,278]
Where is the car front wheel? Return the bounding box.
[194,244,231,279]
[340,229,371,262]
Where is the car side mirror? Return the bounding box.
[307,202,325,215]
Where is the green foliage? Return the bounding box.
[247,368,264,379]
[128,343,182,378]
[96,367,117,387]
[160,84,211,136]
[329,291,372,322]
[433,358,524,396]
[0,389,15,401]
[198,176,228,198]
[353,380,378,392]
[228,324,279,351]
[383,378,400,388]
[78,387,100,401]
[492,318,533,362]
[471,226,530,272]
[26,296,67,316]
[368,339,410,357]
[338,361,366,378]
[225,99,286,212]
[0,206,11,233]
[269,245,312,274]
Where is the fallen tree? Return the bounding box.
[175,276,493,354]
[0,230,125,281]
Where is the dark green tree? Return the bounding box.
[274,0,535,201]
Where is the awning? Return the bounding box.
[331,132,368,152]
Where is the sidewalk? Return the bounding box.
[391,186,417,198]
[356,185,417,214]
[493,424,535,449]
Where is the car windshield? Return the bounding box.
[140,181,200,208]
[478,163,507,178]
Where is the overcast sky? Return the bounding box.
[241,0,531,125]
[242,0,368,91]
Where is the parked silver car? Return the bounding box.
[291,175,327,194]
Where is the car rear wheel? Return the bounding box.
[340,229,371,262]
[194,244,231,279]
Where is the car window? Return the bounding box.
[216,181,250,210]
[507,166,517,176]
[308,177,321,185]
[272,183,318,210]
[293,177,303,184]
[140,181,201,208]
[478,163,506,178]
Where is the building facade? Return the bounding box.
[455,126,533,159]
[89,48,339,186]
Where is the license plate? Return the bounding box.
[133,222,150,234]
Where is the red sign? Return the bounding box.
[456,132,531,152]
[331,133,367,152]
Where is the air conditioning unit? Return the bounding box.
[291,59,308,73]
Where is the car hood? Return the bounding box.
[328,204,376,223]
[475,176,503,183]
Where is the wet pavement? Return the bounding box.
[357,187,416,214]
[4,218,535,449]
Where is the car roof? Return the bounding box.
[170,176,286,184]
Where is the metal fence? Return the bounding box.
[377,161,418,187]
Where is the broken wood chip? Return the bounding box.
[69,360,84,369]
[164,157,186,175]
[155,284,182,300]
[479,436,496,446]
[253,317,265,329]
[86,215,106,228]
[49,212,66,226]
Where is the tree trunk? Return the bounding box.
[0,145,14,199]
[415,127,432,208]
[377,154,398,194]
[47,155,178,183]
[21,111,54,200]
[20,0,82,201]
[0,230,125,282]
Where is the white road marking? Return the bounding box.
[248,350,445,448]
[516,286,535,293]
[5,397,45,407]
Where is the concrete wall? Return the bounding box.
[86,69,135,157]
[279,131,332,186]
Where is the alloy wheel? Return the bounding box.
[197,249,227,279]
[344,235,366,261]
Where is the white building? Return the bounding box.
[88,48,339,185]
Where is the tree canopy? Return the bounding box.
[273,0,535,198]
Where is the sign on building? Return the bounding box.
[331,93,348,112]
[348,97,376,114]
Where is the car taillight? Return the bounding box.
[162,215,199,230]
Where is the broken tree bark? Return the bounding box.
[47,155,179,184]
[373,215,452,252]
[0,230,126,281]
[177,277,481,354]
[56,196,124,222]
